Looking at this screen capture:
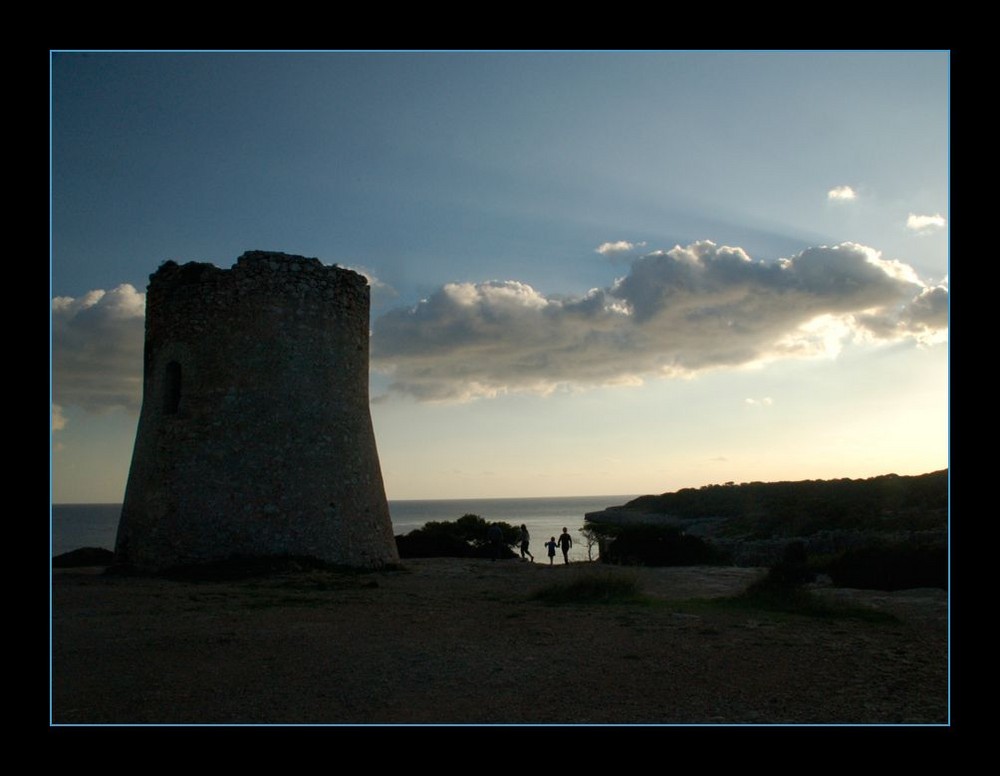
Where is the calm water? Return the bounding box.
[51,495,634,563]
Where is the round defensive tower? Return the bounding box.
[115,251,399,572]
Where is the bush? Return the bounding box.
[724,583,895,622]
[394,531,480,558]
[597,524,730,567]
[395,514,519,559]
[826,543,947,591]
[754,541,816,590]
[727,540,895,622]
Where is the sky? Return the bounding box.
[50,51,949,503]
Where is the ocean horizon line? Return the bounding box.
[52,495,630,561]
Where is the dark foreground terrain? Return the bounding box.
[51,558,947,725]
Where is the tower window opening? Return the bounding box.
[164,361,182,414]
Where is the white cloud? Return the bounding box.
[827,185,857,201]
[53,243,949,412]
[596,240,646,256]
[373,241,947,401]
[906,213,947,232]
[744,397,773,407]
[52,284,146,412]
[52,403,67,431]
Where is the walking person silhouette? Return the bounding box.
[558,527,573,564]
[518,524,534,562]
[545,536,557,565]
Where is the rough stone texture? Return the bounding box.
[115,251,399,572]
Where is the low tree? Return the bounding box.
[579,525,601,561]
[395,514,519,559]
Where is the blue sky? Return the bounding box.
[51,51,949,502]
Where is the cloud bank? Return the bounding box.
[372,241,948,401]
[827,185,857,201]
[52,284,145,412]
[51,241,948,411]
[906,213,947,232]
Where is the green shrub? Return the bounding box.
[826,543,947,590]
[395,514,519,559]
[753,540,816,590]
[722,581,896,622]
[596,524,730,567]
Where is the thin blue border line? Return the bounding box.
[945,49,952,727]
[49,49,56,728]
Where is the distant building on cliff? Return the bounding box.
[115,251,399,572]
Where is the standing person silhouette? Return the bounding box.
[558,527,573,564]
[545,536,557,565]
[518,524,534,562]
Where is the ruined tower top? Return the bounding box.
[115,251,399,572]
[149,250,368,303]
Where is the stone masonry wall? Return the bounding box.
[115,251,399,571]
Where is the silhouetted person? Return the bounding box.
[558,527,573,564]
[545,536,557,565]
[518,524,534,562]
[488,522,504,561]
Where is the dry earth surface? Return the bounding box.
[51,558,948,725]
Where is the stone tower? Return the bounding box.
[115,251,399,571]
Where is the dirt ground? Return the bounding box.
[50,558,948,725]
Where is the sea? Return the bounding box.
[51,495,635,564]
